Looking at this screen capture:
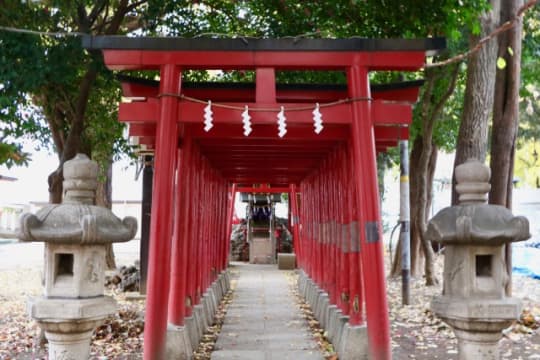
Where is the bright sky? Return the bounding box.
[0,141,286,222]
[0,142,142,205]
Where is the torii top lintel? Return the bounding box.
[82,36,445,71]
[83,35,445,185]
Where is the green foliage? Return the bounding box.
[0,1,147,171]
[511,5,540,187]
[0,142,30,168]
[0,0,498,173]
[514,140,540,188]
[519,5,540,143]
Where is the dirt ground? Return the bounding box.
[387,255,540,360]
[386,256,540,360]
[0,248,539,359]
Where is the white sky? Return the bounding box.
[0,141,283,223]
[0,142,142,205]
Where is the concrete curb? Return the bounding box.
[169,273,231,358]
[166,324,193,360]
[297,274,368,359]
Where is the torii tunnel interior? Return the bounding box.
[84,36,444,359]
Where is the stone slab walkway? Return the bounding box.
[211,263,324,360]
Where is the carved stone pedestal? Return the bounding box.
[29,297,117,359]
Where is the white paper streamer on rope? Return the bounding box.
[277,106,287,138]
[312,102,323,134]
[203,100,213,132]
[242,105,252,136]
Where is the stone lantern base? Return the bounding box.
[432,296,521,321]
[28,296,117,360]
[453,328,508,360]
[432,296,521,360]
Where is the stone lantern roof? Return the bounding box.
[18,154,137,244]
[425,159,530,246]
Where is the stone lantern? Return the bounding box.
[19,154,137,360]
[426,159,530,360]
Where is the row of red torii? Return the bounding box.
[83,35,444,359]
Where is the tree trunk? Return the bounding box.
[95,159,117,270]
[422,145,438,285]
[489,0,522,208]
[393,136,438,278]
[452,0,501,204]
[489,0,523,296]
[391,64,459,285]
[413,127,438,286]
[47,167,64,204]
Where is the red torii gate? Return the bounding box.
[83,36,443,359]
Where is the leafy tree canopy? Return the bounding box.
[0,0,492,172]
[518,5,540,142]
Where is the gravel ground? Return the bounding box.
[388,255,540,360]
[0,240,143,359]
[1,241,540,359]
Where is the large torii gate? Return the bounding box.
[83,36,444,359]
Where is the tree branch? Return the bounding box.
[56,85,78,121]
[88,0,108,29]
[94,1,110,34]
[429,64,461,123]
[76,2,89,33]
[126,0,148,13]
[50,107,66,156]
[427,0,538,68]
[61,64,98,162]
[104,0,130,35]
[420,70,436,128]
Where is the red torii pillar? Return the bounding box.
[145,64,181,359]
[168,129,193,327]
[224,183,237,271]
[348,65,390,358]
[289,184,301,266]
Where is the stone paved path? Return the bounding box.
[211,263,324,360]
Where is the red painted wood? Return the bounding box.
[256,68,276,103]
[120,100,353,125]
[348,65,391,359]
[237,186,290,194]
[97,38,432,360]
[200,161,210,292]
[338,147,350,315]
[190,124,351,140]
[103,49,426,71]
[168,150,184,326]
[372,100,412,125]
[289,184,300,265]
[184,146,196,318]
[120,98,411,127]
[345,142,362,325]
[225,184,237,270]
[221,181,230,272]
[327,150,338,305]
[129,119,407,144]
[194,151,203,306]
[143,64,181,360]
[120,79,420,103]
[168,130,193,326]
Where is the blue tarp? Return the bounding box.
[512,246,540,279]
